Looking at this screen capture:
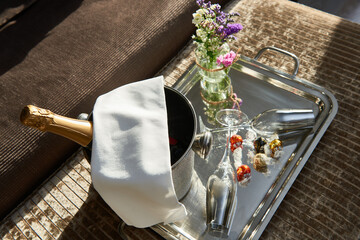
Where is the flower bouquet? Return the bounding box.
[192,0,243,123]
[193,0,242,103]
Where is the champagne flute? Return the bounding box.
[206,109,248,236]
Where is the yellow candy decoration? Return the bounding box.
[269,139,283,158]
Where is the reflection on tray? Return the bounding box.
[153,55,337,240]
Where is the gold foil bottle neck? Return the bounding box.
[20,105,54,131]
[20,105,93,147]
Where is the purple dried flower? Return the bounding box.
[212,4,221,13]
[192,0,243,62]
[208,9,215,18]
[216,15,226,25]
[225,35,237,41]
[196,0,205,7]
[224,23,243,38]
[230,12,240,17]
[216,25,224,33]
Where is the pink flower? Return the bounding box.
[216,55,224,66]
[223,58,233,67]
[229,51,237,59]
[216,51,237,67]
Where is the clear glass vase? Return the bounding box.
[196,44,232,103]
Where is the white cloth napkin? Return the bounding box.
[91,76,187,228]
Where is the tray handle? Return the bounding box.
[254,46,299,76]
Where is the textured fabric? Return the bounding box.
[1,0,359,239]
[91,77,186,227]
[0,0,230,220]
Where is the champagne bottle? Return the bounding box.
[20,105,213,161]
[20,105,93,147]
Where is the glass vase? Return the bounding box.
[196,44,232,103]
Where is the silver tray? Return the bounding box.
[152,47,338,240]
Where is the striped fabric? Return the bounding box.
[1,0,359,239]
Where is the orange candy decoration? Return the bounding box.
[230,135,243,152]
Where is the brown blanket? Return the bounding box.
[0,0,359,239]
[0,0,230,221]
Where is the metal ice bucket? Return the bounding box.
[81,86,212,200]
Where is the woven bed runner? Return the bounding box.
[1,0,359,239]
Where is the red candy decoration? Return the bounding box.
[236,164,251,182]
[230,135,243,152]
